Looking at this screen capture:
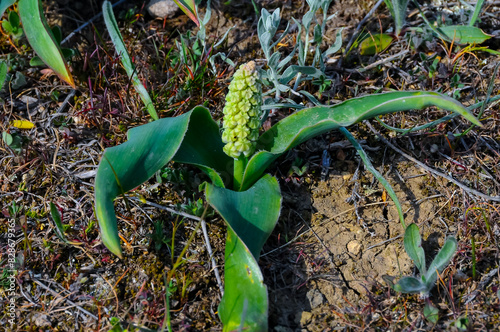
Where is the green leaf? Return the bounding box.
[469,0,485,26]
[436,25,492,45]
[50,202,69,244]
[359,33,394,55]
[404,223,426,274]
[172,0,199,26]
[454,316,469,331]
[94,106,230,258]
[51,25,62,44]
[0,0,16,19]
[18,0,75,87]
[383,0,409,35]
[2,131,13,146]
[393,276,427,293]
[241,91,480,190]
[8,9,19,30]
[339,127,405,229]
[424,302,439,324]
[30,48,75,67]
[424,236,457,289]
[102,0,158,120]
[0,60,7,90]
[323,28,343,57]
[205,175,281,332]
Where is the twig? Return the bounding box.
[61,0,128,45]
[366,235,403,250]
[128,196,203,222]
[129,197,224,297]
[364,121,500,202]
[201,220,224,297]
[31,278,98,320]
[355,50,410,73]
[340,0,385,67]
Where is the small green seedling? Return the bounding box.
[2,9,23,42]
[393,223,458,297]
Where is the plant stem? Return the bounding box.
[471,236,476,279]
[233,155,247,191]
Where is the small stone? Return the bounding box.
[306,289,324,309]
[147,0,180,18]
[299,311,313,325]
[34,313,51,327]
[347,240,362,256]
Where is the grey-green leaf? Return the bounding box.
[394,276,427,294]
[424,236,458,288]
[404,223,426,274]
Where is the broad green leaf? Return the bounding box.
[205,175,281,332]
[0,0,16,19]
[241,91,481,190]
[18,0,75,87]
[340,127,405,229]
[404,223,426,274]
[436,26,492,45]
[424,236,457,288]
[94,107,230,258]
[102,1,158,120]
[359,33,394,55]
[172,0,199,26]
[393,276,427,293]
[424,302,439,324]
[0,60,7,90]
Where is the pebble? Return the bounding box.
[306,288,324,309]
[147,0,180,18]
[347,240,362,256]
[299,311,313,325]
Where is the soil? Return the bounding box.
[1,0,500,331]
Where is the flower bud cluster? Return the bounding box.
[221,61,262,159]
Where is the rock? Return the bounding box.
[299,311,313,325]
[147,0,180,18]
[347,240,362,256]
[306,289,324,309]
[34,313,51,327]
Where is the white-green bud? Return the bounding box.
[222,61,262,159]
